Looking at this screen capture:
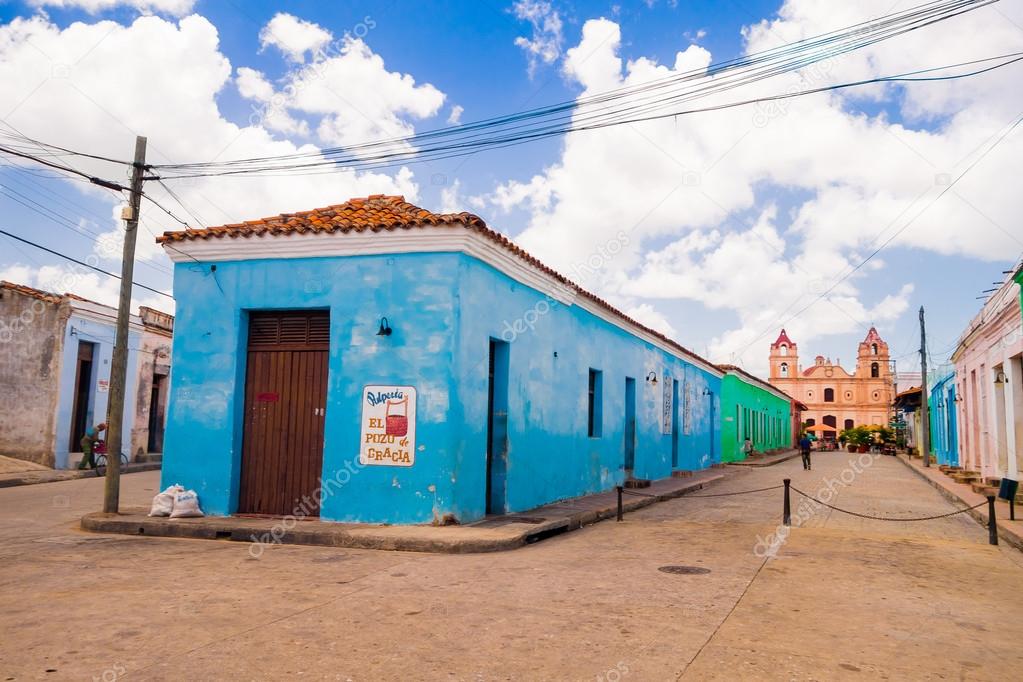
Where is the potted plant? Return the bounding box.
[839,428,856,452]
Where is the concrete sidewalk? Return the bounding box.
[0,461,161,488]
[81,468,725,553]
[896,453,1023,551]
[727,448,801,468]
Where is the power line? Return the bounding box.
[731,111,1023,359]
[0,228,172,299]
[134,0,1006,179]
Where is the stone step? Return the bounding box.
[671,470,694,478]
[971,483,1000,497]
[624,478,651,489]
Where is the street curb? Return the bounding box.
[728,450,801,468]
[894,454,1023,552]
[0,463,161,489]
[79,473,724,554]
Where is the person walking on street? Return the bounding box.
[742,437,754,459]
[77,422,106,470]
[799,434,812,471]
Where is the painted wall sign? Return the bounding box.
[360,385,417,466]
[256,392,279,402]
[661,376,673,434]
[97,379,109,393]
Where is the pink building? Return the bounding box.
[952,276,1023,477]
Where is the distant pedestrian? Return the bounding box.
[742,437,754,459]
[77,422,106,470]
[799,434,812,471]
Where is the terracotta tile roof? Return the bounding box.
[157,195,722,375]
[156,194,486,243]
[0,280,63,304]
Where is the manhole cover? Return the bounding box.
[658,565,711,575]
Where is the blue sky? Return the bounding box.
[1,0,1020,377]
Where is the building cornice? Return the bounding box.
[161,226,725,378]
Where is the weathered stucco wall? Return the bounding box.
[131,308,173,460]
[162,253,464,522]
[162,251,723,525]
[455,256,722,517]
[0,287,67,466]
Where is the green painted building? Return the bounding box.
[1015,265,1023,313]
[718,365,795,462]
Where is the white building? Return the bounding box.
[952,273,1022,478]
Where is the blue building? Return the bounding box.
[158,195,724,525]
[929,370,958,466]
[0,281,171,469]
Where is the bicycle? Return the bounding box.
[92,441,129,477]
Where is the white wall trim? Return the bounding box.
[161,226,724,378]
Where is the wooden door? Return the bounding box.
[238,311,329,516]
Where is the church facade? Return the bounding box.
[767,328,894,440]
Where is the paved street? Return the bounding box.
[2,454,1022,681]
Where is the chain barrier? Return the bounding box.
[621,484,784,499]
[684,484,784,498]
[620,488,658,498]
[790,486,988,522]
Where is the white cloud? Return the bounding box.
[447,104,464,125]
[0,12,434,277]
[27,0,195,15]
[235,66,273,101]
[259,13,332,63]
[626,303,676,337]
[511,0,564,77]
[0,263,171,313]
[484,2,1023,373]
[438,179,463,214]
[238,17,446,149]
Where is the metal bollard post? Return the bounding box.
[987,496,998,546]
[616,485,623,522]
[783,478,791,527]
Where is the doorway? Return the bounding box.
[624,377,636,472]
[147,373,167,452]
[238,310,329,516]
[486,339,509,515]
[69,341,96,451]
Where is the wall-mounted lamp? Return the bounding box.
[994,371,1007,385]
[702,388,711,396]
[645,371,658,385]
[376,317,392,337]
[954,394,963,403]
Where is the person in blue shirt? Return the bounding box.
[799,434,812,471]
[77,422,106,470]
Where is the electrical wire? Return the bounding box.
[0,228,173,299]
[147,0,1007,179]
[731,111,1023,358]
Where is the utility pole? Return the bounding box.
[103,135,147,513]
[919,306,931,468]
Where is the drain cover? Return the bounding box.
[658,565,711,575]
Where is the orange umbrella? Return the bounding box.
[805,423,836,433]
